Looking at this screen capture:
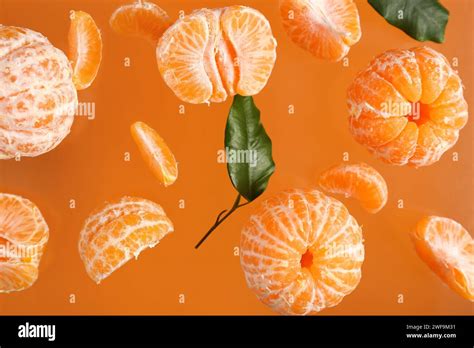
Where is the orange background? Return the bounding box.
[0,0,472,315]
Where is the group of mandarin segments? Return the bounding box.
[0,0,471,312]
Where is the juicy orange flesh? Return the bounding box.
[109,1,171,43]
[279,0,361,61]
[130,121,178,187]
[0,193,49,293]
[412,216,473,301]
[407,102,430,126]
[0,238,30,263]
[0,237,8,262]
[300,249,313,269]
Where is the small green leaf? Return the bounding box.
[225,95,275,202]
[368,0,449,43]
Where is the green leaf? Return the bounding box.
[225,95,275,202]
[368,0,449,43]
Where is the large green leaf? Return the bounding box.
[225,95,275,202]
[368,0,449,43]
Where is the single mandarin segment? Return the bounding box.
[0,25,77,159]
[156,5,277,104]
[68,10,103,90]
[0,193,49,293]
[280,0,361,61]
[240,189,364,315]
[130,121,178,187]
[411,216,473,301]
[109,0,172,43]
[78,196,174,284]
[318,162,388,214]
[347,47,468,167]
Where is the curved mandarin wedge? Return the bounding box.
[279,0,361,61]
[350,115,408,148]
[130,121,178,187]
[219,6,277,96]
[318,162,388,214]
[240,189,364,315]
[78,196,174,284]
[156,6,277,104]
[0,26,77,159]
[347,47,468,167]
[0,193,49,293]
[68,10,103,90]
[411,216,473,301]
[368,122,419,166]
[109,0,172,43]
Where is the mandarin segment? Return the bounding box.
[220,6,277,96]
[347,69,411,119]
[349,114,407,147]
[157,11,215,104]
[409,122,453,168]
[0,193,49,293]
[318,162,388,214]
[0,26,77,159]
[428,100,468,130]
[240,189,364,315]
[279,0,361,61]
[413,46,450,105]
[68,10,103,90]
[430,73,464,109]
[368,122,418,166]
[130,121,178,187]
[156,6,276,104]
[78,196,174,284]
[411,216,474,301]
[428,73,468,129]
[369,49,422,103]
[110,0,172,43]
[347,47,468,167]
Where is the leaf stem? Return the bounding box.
[214,209,228,224]
[195,194,245,249]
